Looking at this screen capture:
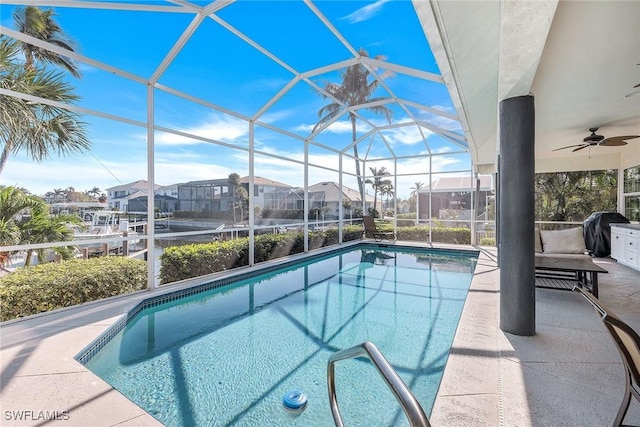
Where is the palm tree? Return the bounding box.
[0,7,89,175]
[365,166,391,217]
[0,186,81,267]
[314,49,393,205]
[88,186,101,199]
[0,186,45,244]
[13,7,80,77]
[53,187,65,201]
[0,186,46,267]
[410,182,424,224]
[380,181,395,213]
[19,212,80,266]
[227,173,241,223]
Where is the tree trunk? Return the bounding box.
[351,114,365,212]
[373,190,378,217]
[24,250,33,267]
[0,138,13,175]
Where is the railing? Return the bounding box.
[534,221,583,231]
[327,341,431,427]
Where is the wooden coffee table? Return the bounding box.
[535,256,607,298]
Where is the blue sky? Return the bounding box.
[0,0,469,198]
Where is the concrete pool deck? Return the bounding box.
[1,242,639,426]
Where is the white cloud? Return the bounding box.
[258,108,296,125]
[293,118,364,135]
[341,0,390,24]
[415,110,463,133]
[154,113,249,146]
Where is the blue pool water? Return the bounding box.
[84,246,478,426]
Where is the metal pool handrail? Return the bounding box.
[327,341,431,427]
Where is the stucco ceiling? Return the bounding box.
[415,0,640,174]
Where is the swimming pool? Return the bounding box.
[79,244,478,426]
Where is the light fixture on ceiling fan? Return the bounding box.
[553,127,640,152]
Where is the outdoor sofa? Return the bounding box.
[534,227,606,296]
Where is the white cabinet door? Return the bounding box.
[625,230,639,268]
[611,228,625,261]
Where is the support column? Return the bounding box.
[499,95,535,336]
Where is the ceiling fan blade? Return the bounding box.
[553,144,586,151]
[600,135,640,146]
[572,145,589,152]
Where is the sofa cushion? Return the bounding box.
[534,227,543,253]
[540,227,586,254]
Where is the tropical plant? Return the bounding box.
[19,212,81,266]
[224,174,250,222]
[365,166,391,217]
[314,49,393,205]
[0,185,46,245]
[13,6,81,77]
[535,170,617,221]
[88,186,101,199]
[380,181,395,213]
[53,187,65,201]
[0,185,46,267]
[410,182,424,224]
[0,6,90,175]
[0,185,80,267]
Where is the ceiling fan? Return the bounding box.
[553,127,640,152]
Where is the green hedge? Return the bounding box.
[479,237,496,246]
[0,257,147,322]
[159,225,469,284]
[378,225,471,245]
[160,226,363,284]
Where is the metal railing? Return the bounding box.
[327,341,431,427]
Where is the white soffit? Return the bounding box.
[415,0,501,171]
[498,1,558,101]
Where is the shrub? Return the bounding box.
[160,225,364,284]
[0,257,147,322]
[479,237,496,246]
[393,226,471,244]
[160,238,249,283]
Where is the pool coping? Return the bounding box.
[0,241,498,426]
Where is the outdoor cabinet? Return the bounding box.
[611,227,625,261]
[611,225,640,271]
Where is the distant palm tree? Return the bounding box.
[0,7,89,175]
[88,186,101,199]
[365,166,391,217]
[314,49,393,205]
[52,187,65,201]
[380,181,395,213]
[410,182,424,224]
[227,173,241,223]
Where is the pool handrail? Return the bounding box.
[327,341,431,427]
